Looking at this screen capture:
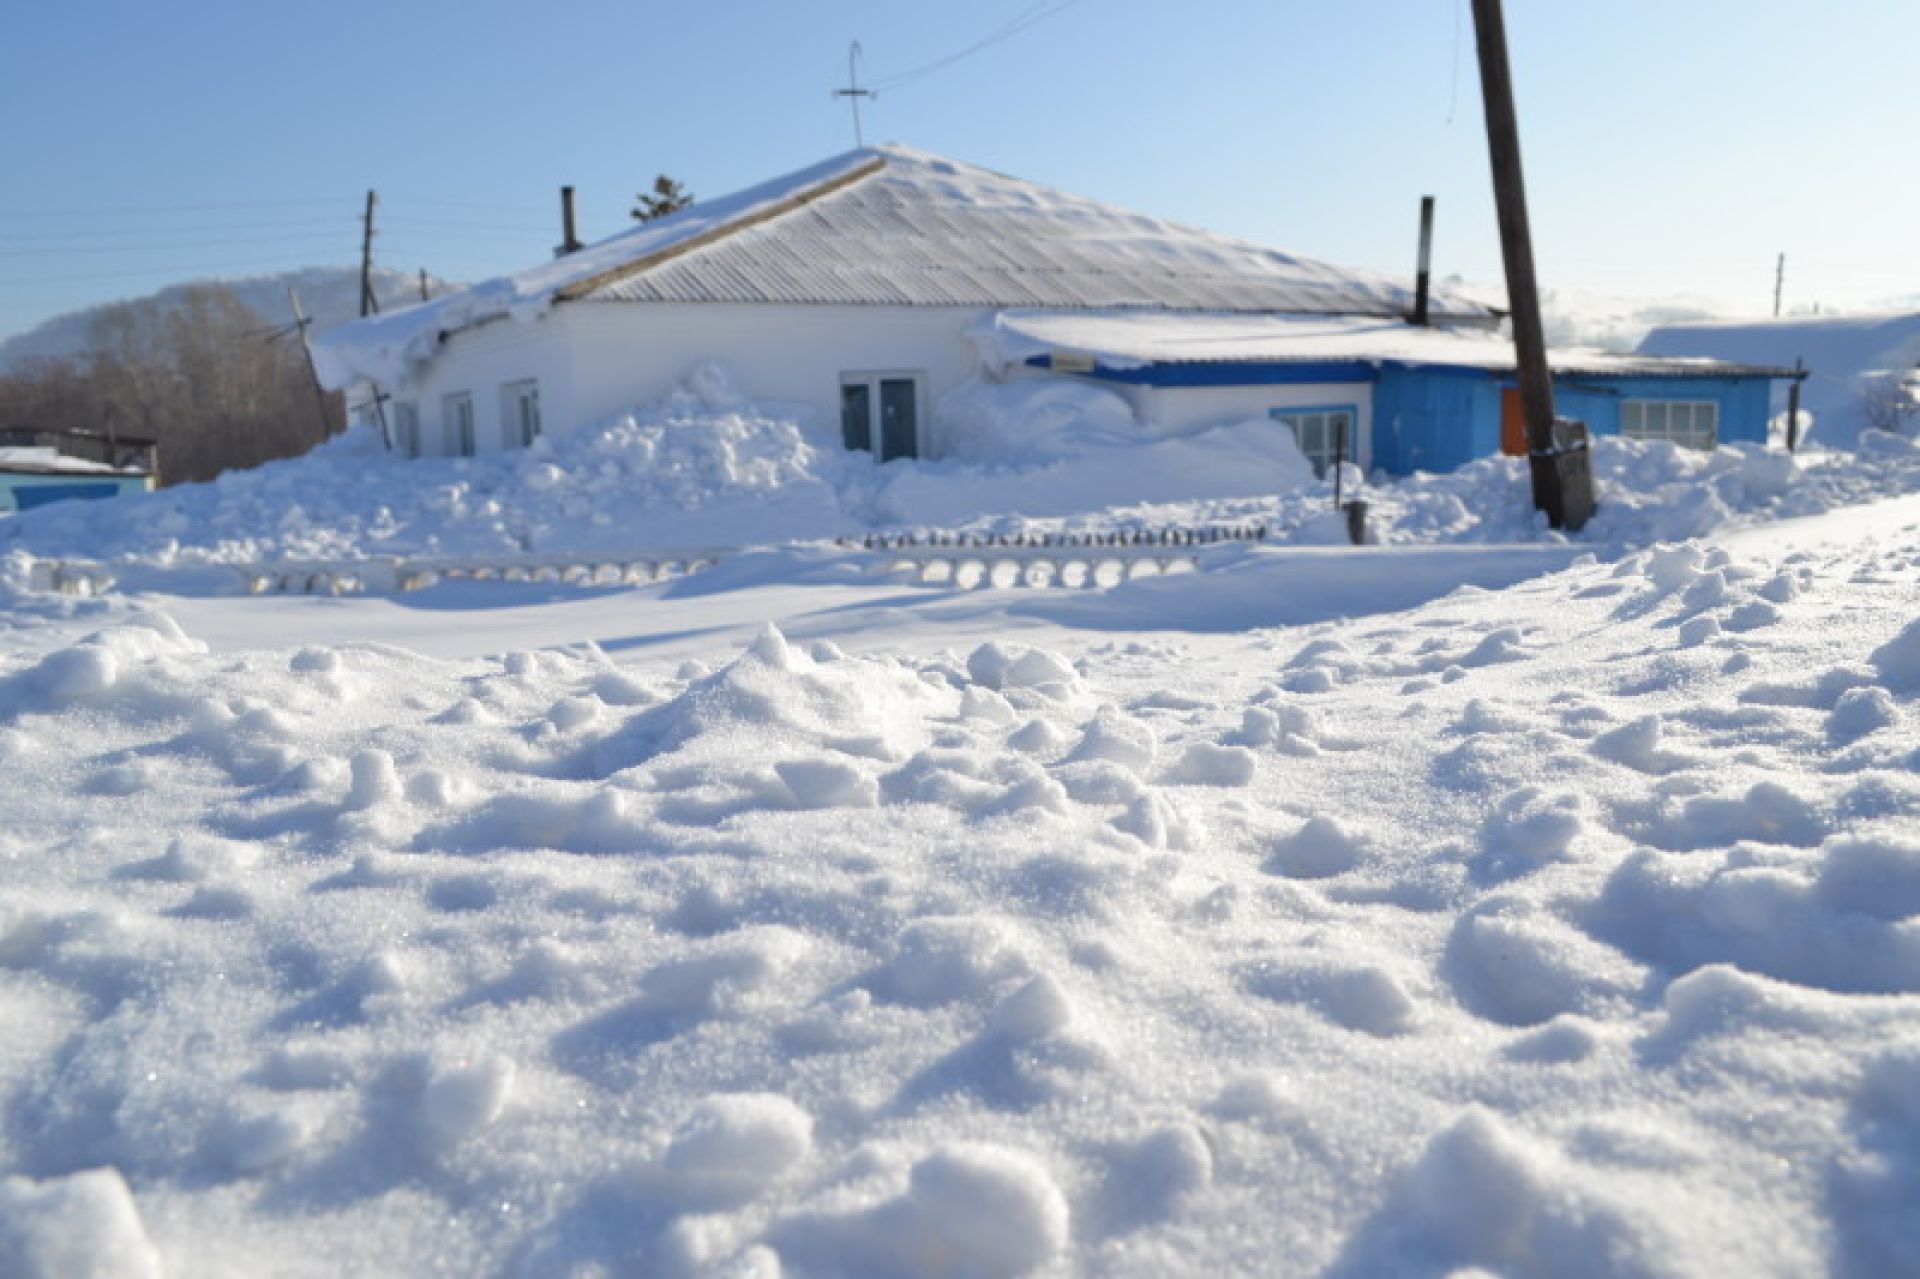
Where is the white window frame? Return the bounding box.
[1621,399,1718,449]
[502,379,541,449]
[839,370,925,461]
[393,401,420,459]
[1270,405,1358,478]
[442,391,475,457]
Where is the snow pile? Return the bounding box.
[3,364,1920,588]
[0,369,1320,572]
[1,491,1918,1273]
[935,375,1144,462]
[1640,311,1920,449]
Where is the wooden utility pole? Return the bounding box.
[1785,358,1804,451]
[833,42,874,147]
[1773,253,1785,317]
[418,268,430,303]
[286,287,336,441]
[359,190,380,317]
[1470,0,1592,530]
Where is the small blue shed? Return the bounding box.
[0,448,152,513]
[974,311,1799,477]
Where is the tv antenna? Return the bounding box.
[833,42,874,147]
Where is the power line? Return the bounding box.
[865,0,1085,94]
[0,216,357,243]
[0,231,359,259]
[0,197,346,219]
[0,256,355,289]
[382,215,552,233]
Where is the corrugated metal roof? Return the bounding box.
[576,146,1495,320]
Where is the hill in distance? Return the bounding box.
[0,267,460,375]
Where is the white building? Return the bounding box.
[315,145,1499,477]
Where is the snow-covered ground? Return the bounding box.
[4,371,1920,1276]
[4,461,1920,1275]
[4,373,1920,586]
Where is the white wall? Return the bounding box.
[391,314,575,458]
[380,299,1375,470]
[560,302,985,456]
[1128,382,1376,469]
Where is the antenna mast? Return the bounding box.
[833,42,874,147]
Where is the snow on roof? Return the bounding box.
[972,310,1797,379]
[1639,312,1920,446]
[313,145,1497,391]
[0,446,141,477]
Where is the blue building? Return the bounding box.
[0,433,155,513]
[975,311,1798,478]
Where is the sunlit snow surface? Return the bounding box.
[2,487,1919,1276]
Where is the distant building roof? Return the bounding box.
[974,310,1800,381]
[315,146,1498,390]
[0,446,145,478]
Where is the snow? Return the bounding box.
[310,152,890,390]
[0,448,141,477]
[4,365,1920,1274]
[971,309,1774,379]
[6,372,1920,592]
[1639,311,1920,449]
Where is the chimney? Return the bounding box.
[1412,195,1435,326]
[557,186,583,257]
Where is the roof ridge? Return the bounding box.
[553,155,888,304]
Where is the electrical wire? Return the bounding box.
[0,256,357,289]
[0,216,357,243]
[0,231,360,259]
[865,0,1085,94]
[0,197,346,219]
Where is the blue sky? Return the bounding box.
[2,0,1915,343]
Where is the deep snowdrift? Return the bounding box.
[1,498,1917,1276]
[5,371,1920,579]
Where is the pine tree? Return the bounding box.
[631,175,694,222]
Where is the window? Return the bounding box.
[393,402,420,458]
[443,392,475,457]
[840,373,921,461]
[1270,406,1357,477]
[1621,399,1717,449]
[502,380,541,449]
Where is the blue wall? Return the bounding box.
[1060,352,1785,476]
[1374,368,1777,474]
[1,473,148,513]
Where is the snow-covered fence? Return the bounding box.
[240,550,732,596]
[845,523,1270,590]
[26,558,117,596]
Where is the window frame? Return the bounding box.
[1621,398,1718,449]
[501,379,541,449]
[442,391,475,457]
[839,370,925,462]
[1270,403,1360,478]
[393,401,420,459]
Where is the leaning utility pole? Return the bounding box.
[359,190,380,317]
[286,287,336,441]
[1470,0,1592,530]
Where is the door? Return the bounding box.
[878,377,917,462]
[840,382,872,452]
[839,374,921,461]
[1500,388,1527,456]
